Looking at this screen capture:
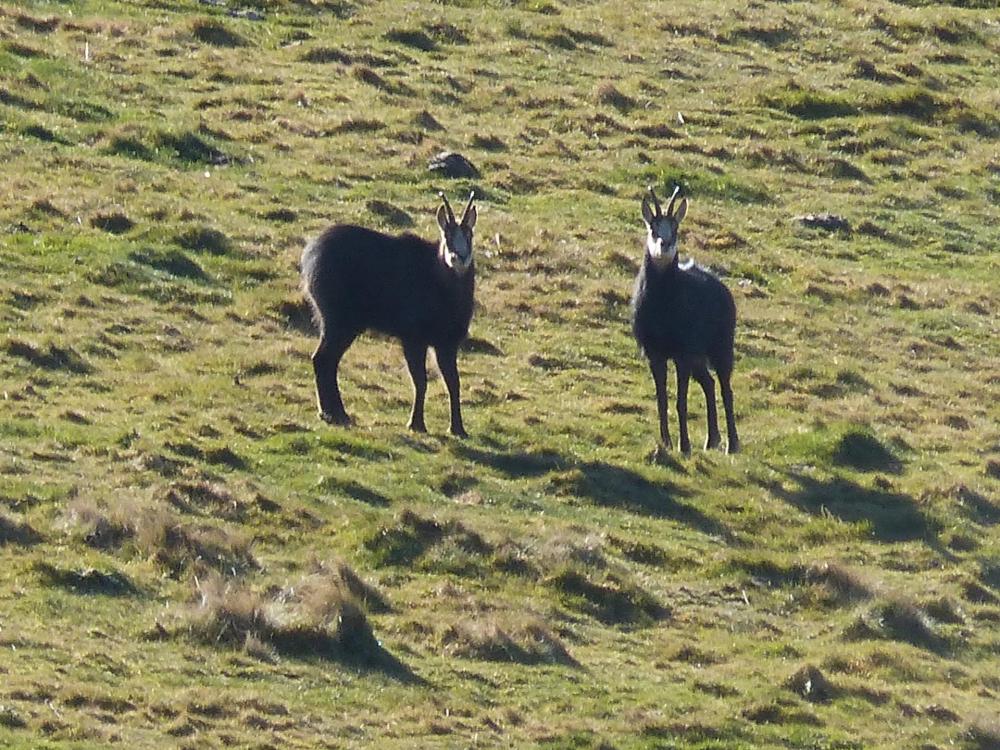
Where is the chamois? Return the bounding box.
[301,192,477,437]
[631,186,739,454]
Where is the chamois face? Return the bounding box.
[641,194,687,269]
[436,203,477,273]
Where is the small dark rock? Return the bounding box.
[428,151,479,178]
[795,213,851,233]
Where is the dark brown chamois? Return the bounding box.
[301,192,477,437]
[631,186,739,454]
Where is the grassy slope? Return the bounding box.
[1,0,999,747]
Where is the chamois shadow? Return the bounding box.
[455,445,731,541]
[768,470,929,542]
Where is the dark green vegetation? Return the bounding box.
[1,0,999,747]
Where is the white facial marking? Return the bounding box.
[442,226,472,271]
[647,218,678,267]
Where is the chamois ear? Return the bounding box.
[673,198,688,224]
[436,204,451,232]
[462,204,477,230]
[641,195,655,226]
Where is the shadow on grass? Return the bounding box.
[832,430,903,474]
[769,471,929,542]
[270,627,425,685]
[455,445,730,540]
[35,562,140,597]
[0,513,42,546]
[321,477,391,507]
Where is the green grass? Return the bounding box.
[2,0,999,748]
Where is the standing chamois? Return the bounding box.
[631,186,739,454]
[301,192,478,437]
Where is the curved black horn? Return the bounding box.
[438,191,456,224]
[646,185,662,217]
[665,184,682,217]
[460,189,476,223]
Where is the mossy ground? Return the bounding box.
[1,1,999,748]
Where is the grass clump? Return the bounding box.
[865,86,942,121]
[845,597,948,652]
[546,567,668,627]
[5,339,93,374]
[171,568,394,668]
[595,82,635,112]
[154,130,230,166]
[175,226,232,255]
[62,498,255,577]
[190,18,247,48]
[761,88,857,119]
[364,509,490,569]
[442,616,576,666]
[90,211,133,234]
[383,29,437,52]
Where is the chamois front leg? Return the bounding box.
[403,341,428,433]
[648,357,672,450]
[435,345,467,438]
[675,359,692,455]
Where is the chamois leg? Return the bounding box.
[675,359,692,455]
[435,345,467,438]
[648,357,672,450]
[719,368,740,454]
[313,329,356,425]
[403,340,428,433]
[692,361,721,450]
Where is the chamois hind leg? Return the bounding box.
[648,357,672,450]
[718,366,739,454]
[403,340,428,433]
[435,344,467,438]
[711,345,739,453]
[675,358,693,455]
[313,327,357,426]
[692,360,721,450]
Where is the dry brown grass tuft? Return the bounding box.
[176,571,384,663]
[595,82,635,112]
[61,497,255,576]
[805,561,873,605]
[304,559,391,613]
[442,615,576,666]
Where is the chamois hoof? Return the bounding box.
[450,426,469,439]
[408,421,427,434]
[727,439,741,455]
[320,411,351,427]
[706,436,722,451]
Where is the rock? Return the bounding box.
[795,213,851,233]
[428,151,479,178]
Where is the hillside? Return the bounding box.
[1,1,999,748]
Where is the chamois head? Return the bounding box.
[641,185,687,268]
[436,191,477,272]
